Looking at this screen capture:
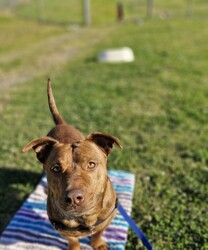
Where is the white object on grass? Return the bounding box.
[98,47,134,63]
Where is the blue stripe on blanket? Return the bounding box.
[0,170,135,250]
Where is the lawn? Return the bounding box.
[0,3,208,250]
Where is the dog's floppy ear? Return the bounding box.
[22,136,58,163]
[87,132,122,155]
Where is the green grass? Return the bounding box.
[0,15,64,55]
[0,15,65,74]
[14,0,83,24]
[0,9,208,250]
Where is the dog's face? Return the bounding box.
[22,133,122,215]
[45,140,108,215]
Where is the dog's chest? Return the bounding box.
[62,219,80,228]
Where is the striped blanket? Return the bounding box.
[0,170,135,250]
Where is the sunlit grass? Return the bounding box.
[0,11,208,250]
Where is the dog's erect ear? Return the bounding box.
[22,136,58,163]
[87,132,122,155]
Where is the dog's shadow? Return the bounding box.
[0,166,42,233]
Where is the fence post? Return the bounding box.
[186,0,193,18]
[146,0,154,18]
[83,0,91,26]
[117,2,124,21]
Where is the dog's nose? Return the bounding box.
[65,190,85,206]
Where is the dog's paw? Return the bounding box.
[67,239,80,250]
[67,245,80,250]
[94,245,108,250]
[68,247,80,250]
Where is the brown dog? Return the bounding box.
[22,79,122,250]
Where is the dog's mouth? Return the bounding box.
[58,205,90,219]
[64,203,84,213]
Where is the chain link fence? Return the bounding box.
[0,0,207,25]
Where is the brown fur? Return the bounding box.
[22,79,122,250]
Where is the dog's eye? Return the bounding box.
[87,161,96,170]
[51,164,61,173]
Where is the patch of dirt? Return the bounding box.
[0,26,114,90]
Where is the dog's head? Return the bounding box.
[22,132,122,215]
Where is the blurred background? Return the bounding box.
[0,1,208,249]
[0,0,207,24]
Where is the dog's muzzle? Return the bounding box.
[65,189,85,206]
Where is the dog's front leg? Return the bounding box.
[91,229,108,250]
[67,237,80,250]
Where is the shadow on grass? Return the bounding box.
[85,56,98,63]
[0,167,43,233]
